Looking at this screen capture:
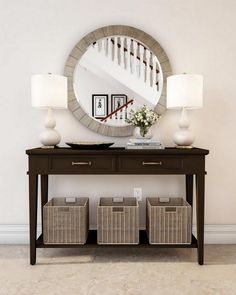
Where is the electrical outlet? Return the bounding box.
[134,187,142,201]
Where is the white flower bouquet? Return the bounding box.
[126,105,160,137]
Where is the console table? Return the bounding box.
[26,147,209,265]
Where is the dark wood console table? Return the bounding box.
[26,147,209,265]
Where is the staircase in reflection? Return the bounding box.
[101,99,134,124]
[79,36,163,126]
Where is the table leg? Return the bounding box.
[41,175,48,233]
[196,173,205,265]
[29,173,38,265]
[186,175,193,206]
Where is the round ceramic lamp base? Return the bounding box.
[40,129,61,147]
[173,108,195,149]
[173,129,194,148]
[40,108,61,148]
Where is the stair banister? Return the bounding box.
[108,38,159,75]
[88,36,161,106]
[101,99,134,122]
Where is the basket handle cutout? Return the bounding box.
[165,207,176,213]
[159,197,170,203]
[112,207,124,213]
[112,197,124,203]
[58,207,70,213]
[65,197,76,203]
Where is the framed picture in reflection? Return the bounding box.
[111,94,127,112]
[92,94,108,119]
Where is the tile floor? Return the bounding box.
[0,245,236,295]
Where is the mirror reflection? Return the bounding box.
[73,36,163,127]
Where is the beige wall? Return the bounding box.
[0,0,236,228]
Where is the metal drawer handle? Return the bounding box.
[72,161,92,166]
[142,161,162,166]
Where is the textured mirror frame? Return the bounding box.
[64,25,172,137]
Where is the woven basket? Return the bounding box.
[146,197,192,244]
[97,197,139,245]
[43,197,89,244]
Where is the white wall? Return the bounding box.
[1,0,236,241]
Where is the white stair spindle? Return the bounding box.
[126,38,131,73]
[126,105,129,120]
[127,102,133,121]
[152,56,157,88]
[146,49,151,86]
[101,38,106,55]
[139,45,144,81]
[120,108,123,120]
[125,104,129,120]
[157,72,162,91]
[103,38,108,56]
[132,40,138,76]
[137,51,140,78]
[106,38,109,56]
[94,41,99,52]
[100,39,103,54]
[114,37,118,63]
[107,37,112,60]
[119,37,125,68]
[116,111,119,124]
[98,40,102,52]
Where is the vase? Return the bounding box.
[134,126,152,139]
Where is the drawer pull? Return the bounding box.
[72,161,92,166]
[142,161,162,166]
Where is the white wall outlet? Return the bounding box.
[134,187,142,201]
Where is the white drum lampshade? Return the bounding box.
[31,74,67,109]
[31,74,68,147]
[167,74,203,148]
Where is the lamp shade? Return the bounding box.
[31,74,68,109]
[167,74,203,109]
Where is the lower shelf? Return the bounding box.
[36,230,198,248]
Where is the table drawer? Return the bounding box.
[50,156,116,173]
[118,156,184,173]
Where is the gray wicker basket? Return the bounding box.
[97,197,139,245]
[146,197,192,244]
[43,197,89,244]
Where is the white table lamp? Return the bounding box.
[31,74,68,147]
[167,74,203,148]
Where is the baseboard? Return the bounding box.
[0,224,41,244]
[0,224,236,244]
[193,224,236,244]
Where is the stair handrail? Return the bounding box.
[101,99,134,122]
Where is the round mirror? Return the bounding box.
[64,25,172,137]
